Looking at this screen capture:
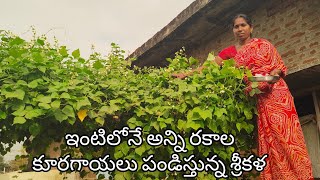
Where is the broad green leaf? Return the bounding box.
[93,61,104,69]
[17,80,27,86]
[186,120,202,130]
[11,101,25,111]
[177,119,186,130]
[13,117,26,124]
[4,89,25,100]
[59,46,68,57]
[76,97,91,110]
[114,151,123,159]
[150,121,160,132]
[28,80,38,88]
[135,145,146,156]
[54,109,68,122]
[62,105,74,117]
[29,123,41,136]
[95,117,104,125]
[244,123,254,133]
[9,37,25,46]
[208,119,218,132]
[114,174,125,180]
[67,118,76,125]
[51,100,61,109]
[207,53,215,62]
[39,103,51,109]
[236,123,242,132]
[38,95,51,104]
[0,111,7,119]
[159,122,166,129]
[244,108,253,119]
[199,109,212,120]
[72,49,80,58]
[51,92,59,99]
[214,108,227,118]
[60,92,71,99]
[12,108,26,117]
[25,109,43,119]
[251,82,259,88]
[36,38,45,45]
[38,66,46,73]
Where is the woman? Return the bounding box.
[220,14,313,180]
[175,14,314,179]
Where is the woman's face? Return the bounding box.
[233,17,253,41]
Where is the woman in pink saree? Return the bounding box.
[217,14,314,180]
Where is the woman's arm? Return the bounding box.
[172,56,223,79]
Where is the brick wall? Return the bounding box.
[188,0,320,74]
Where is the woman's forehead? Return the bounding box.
[234,17,247,24]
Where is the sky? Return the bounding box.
[0,0,195,58]
[0,0,195,162]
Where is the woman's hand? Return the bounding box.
[171,73,187,79]
[269,69,282,84]
[270,69,282,76]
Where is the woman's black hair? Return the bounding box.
[232,14,253,27]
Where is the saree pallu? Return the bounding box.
[219,38,313,179]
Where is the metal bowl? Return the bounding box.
[248,75,280,83]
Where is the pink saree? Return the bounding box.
[219,38,313,180]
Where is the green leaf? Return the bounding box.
[38,66,46,73]
[37,38,45,45]
[51,92,59,99]
[59,46,68,57]
[177,119,186,130]
[28,80,38,88]
[223,59,235,67]
[93,61,104,69]
[0,111,7,119]
[62,105,75,117]
[207,53,215,62]
[214,108,227,118]
[12,108,26,117]
[186,120,202,130]
[244,108,253,119]
[16,89,25,100]
[150,121,160,132]
[236,123,242,132]
[29,123,41,136]
[244,123,254,133]
[114,151,124,159]
[208,119,218,132]
[199,109,212,120]
[25,109,43,119]
[51,100,61,109]
[60,92,71,99]
[159,122,166,129]
[38,103,51,109]
[95,117,104,125]
[135,145,146,156]
[114,174,125,180]
[4,89,25,100]
[54,109,68,122]
[9,37,25,46]
[76,97,91,110]
[17,80,27,86]
[72,49,80,58]
[251,82,259,88]
[38,95,52,104]
[13,117,26,124]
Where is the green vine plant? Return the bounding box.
[0,30,261,180]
